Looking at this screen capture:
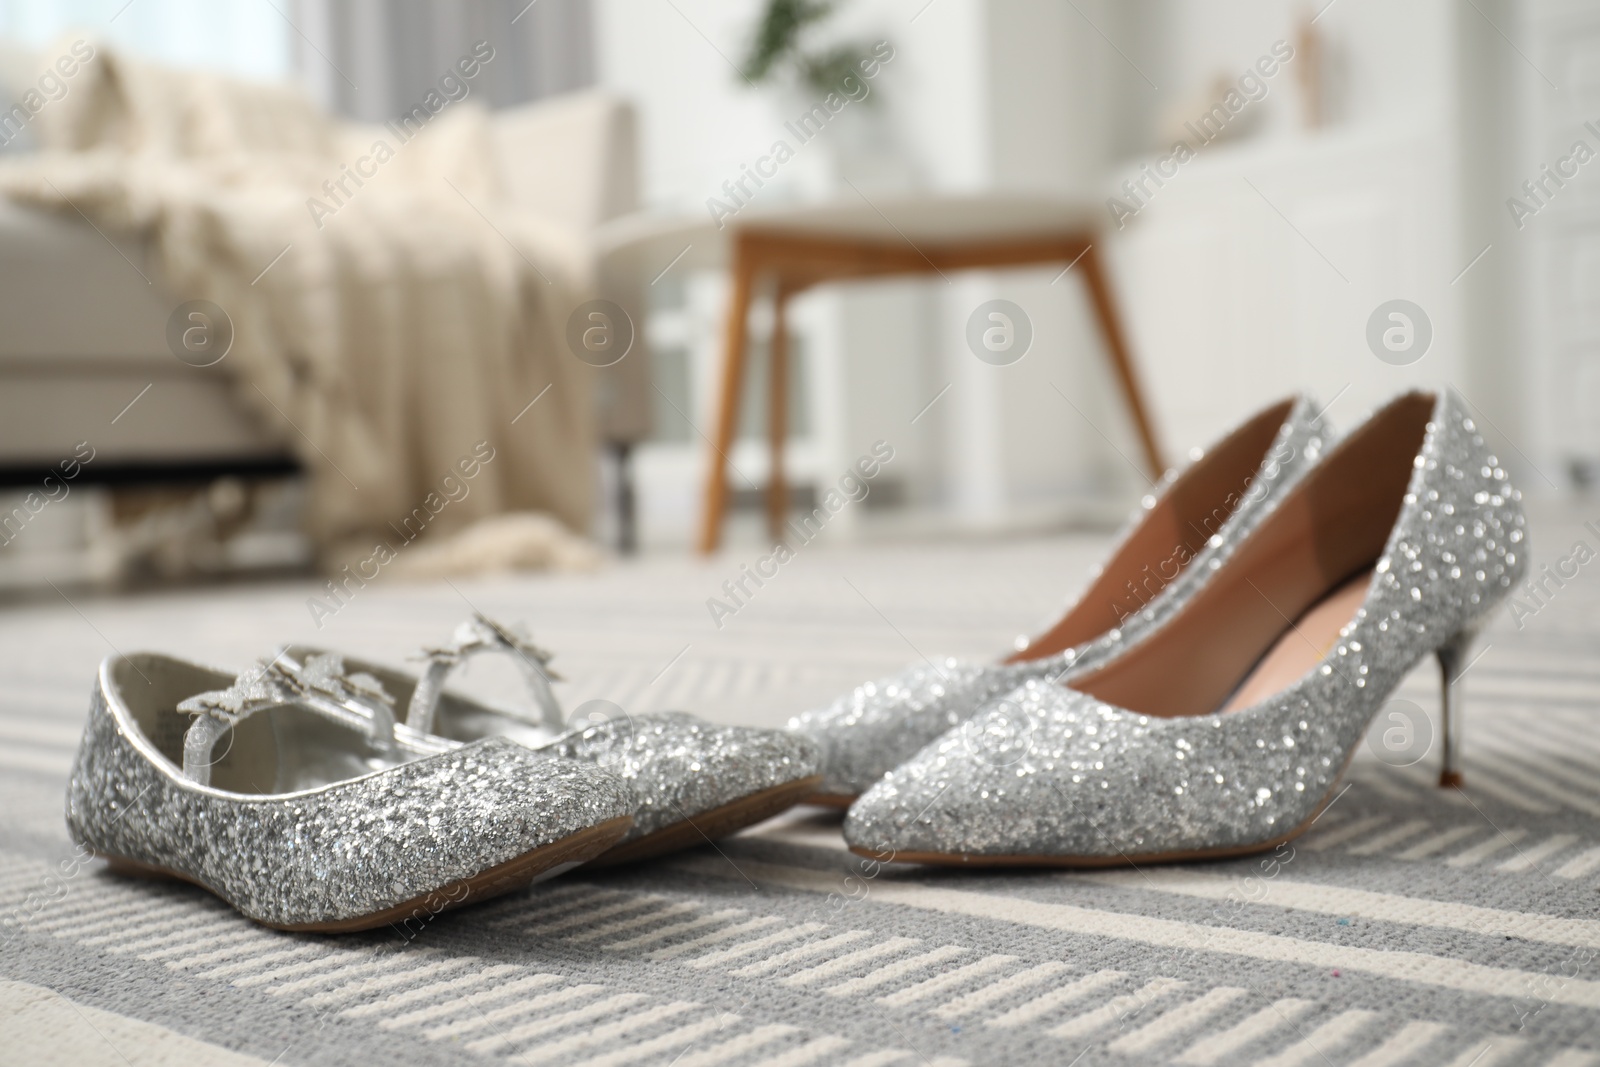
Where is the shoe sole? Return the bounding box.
[800,791,856,810]
[855,827,1312,868]
[101,815,634,933]
[589,775,823,867]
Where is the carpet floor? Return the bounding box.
[2,504,1598,1066]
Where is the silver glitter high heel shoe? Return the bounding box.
[844,389,1526,865]
[790,394,1331,805]
[66,653,634,931]
[281,614,821,865]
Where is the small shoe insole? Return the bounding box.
[1218,570,1373,714]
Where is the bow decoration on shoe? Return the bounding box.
[407,614,565,736]
[176,654,397,785]
[272,653,398,727]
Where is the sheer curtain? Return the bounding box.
[290,0,595,121]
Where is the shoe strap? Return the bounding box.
[175,653,397,785]
[406,613,564,736]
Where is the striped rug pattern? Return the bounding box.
[2,504,1598,1065]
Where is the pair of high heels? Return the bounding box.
[791,389,1527,864]
[67,616,820,931]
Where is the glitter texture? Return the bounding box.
[283,640,821,846]
[540,711,820,839]
[845,390,1527,861]
[790,395,1331,797]
[66,656,633,927]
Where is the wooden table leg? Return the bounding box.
[766,284,791,542]
[1077,242,1166,479]
[697,244,756,554]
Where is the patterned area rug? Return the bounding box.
[3,503,1598,1066]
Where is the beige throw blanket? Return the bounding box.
[0,43,596,566]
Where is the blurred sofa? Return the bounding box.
[0,47,648,518]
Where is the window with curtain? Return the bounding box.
[290,0,595,121]
[0,0,292,81]
[0,0,593,114]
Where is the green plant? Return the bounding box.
[741,0,881,101]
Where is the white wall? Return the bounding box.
[1511,0,1600,485]
[1100,0,1504,459]
[593,0,1528,545]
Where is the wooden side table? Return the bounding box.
[697,197,1166,554]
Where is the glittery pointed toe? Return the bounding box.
[541,711,822,864]
[790,658,1025,802]
[848,390,1526,866]
[844,682,1283,862]
[66,654,634,930]
[794,394,1331,801]
[838,687,1100,863]
[283,614,821,864]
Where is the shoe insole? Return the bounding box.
[1218,570,1372,714]
[1005,398,1296,664]
[1069,393,1430,720]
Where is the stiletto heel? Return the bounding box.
[1436,629,1476,789]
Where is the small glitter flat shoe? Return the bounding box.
[281,614,821,865]
[790,395,1331,805]
[845,389,1526,865]
[66,652,634,931]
